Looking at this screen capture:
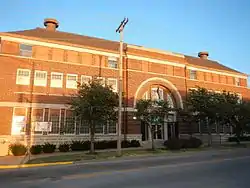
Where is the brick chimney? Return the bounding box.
[44,18,59,31]
[198,52,209,59]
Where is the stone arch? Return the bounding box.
[133,77,184,109]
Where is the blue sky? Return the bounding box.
[1,0,250,77]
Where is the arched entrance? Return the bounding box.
[134,77,183,141]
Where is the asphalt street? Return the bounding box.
[0,148,250,188]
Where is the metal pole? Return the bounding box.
[117,29,123,156]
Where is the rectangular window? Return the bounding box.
[51,72,63,88]
[97,77,105,86]
[107,78,118,92]
[151,88,164,101]
[81,75,92,85]
[31,108,44,134]
[189,70,197,80]
[235,77,240,86]
[95,123,104,134]
[64,110,76,134]
[16,69,30,85]
[66,74,78,89]
[108,121,117,134]
[34,71,47,87]
[79,119,89,134]
[49,109,60,134]
[20,44,32,57]
[108,57,118,69]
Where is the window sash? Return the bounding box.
[190,70,197,79]
[66,74,78,89]
[81,75,92,85]
[107,78,118,92]
[34,71,47,86]
[20,44,32,57]
[51,72,63,88]
[16,69,30,85]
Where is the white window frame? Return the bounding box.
[235,77,240,86]
[51,72,63,88]
[31,108,45,135]
[16,69,31,85]
[190,70,197,80]
[20,43,32,57]
[107,78,118,92]
[66,74,78,89]
[81,75,92,85]
[108,57,118,69]
[34,70,47,87]
[97,77,105,86]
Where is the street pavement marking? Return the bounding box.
[62,155,250,180]
[0,161,73,169]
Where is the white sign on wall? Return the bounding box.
[32,122,52,132]
[11,116,26,135]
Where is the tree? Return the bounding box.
[135,99,171,150]
[70,78,118,154]
[186,87,218,146]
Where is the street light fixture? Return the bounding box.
[116,17,128,156]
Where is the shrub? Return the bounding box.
[59,143,70,152]
[95,141,108,150]
[188,137,202,148]
[228,136,250,142]
[130,140,141,147]
[30,145,42,155]
[43,143,56,153]
[164,138,182,150]
[108,140,117,149]
[121,140,131,148]
[9,143,27,156]
[70,141,90,151]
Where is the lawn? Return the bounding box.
[26,149,171,164]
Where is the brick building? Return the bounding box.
[0,18,249,153]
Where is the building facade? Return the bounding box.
[0,18,249,153]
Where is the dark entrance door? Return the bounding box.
[167,122,179,140]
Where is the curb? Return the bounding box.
[0,161,73,169]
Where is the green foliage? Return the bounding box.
[42,143,56,153]
[9,143,27,156]
[58,143,70,152]
[228,136,250,142]
[70,78,119,153]
[164,137,202,150]
[130,140,141,147]
[30,145,43,155]
[164,138,183,150]
[70,141,90,151]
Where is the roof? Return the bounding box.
[6,28,120,52]
[184,55,243,74]
[3,27,245,75]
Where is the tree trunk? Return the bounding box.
[150,125,155,151]
[207,118,212,146]
[90,124,95,154]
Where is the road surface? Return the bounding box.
[0,148,250,188]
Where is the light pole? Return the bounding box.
[116,18,128,156]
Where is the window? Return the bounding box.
[51,72,63,88]
[107,78,118,92]
[34,71,47,86]
[189,70,197,80]
[97,77,105,86]
[81,75,92,85]
[235,77,240,86]
[31,108,44,134]
[49,109,60,134]
[20,44,32,57]
[16,69,30,85]
[237,94,242,104]
[66,74,78,89]
[151,87,164,101]
[79,119,89,134]
[64,110,76,134]
[108,57,118,68]
[107,121,117,134]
